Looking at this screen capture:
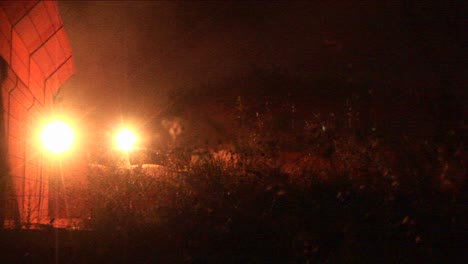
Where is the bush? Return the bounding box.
[74,92,466,262]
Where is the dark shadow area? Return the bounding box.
[0,56,8,228]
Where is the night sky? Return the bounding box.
[57,1,465,148]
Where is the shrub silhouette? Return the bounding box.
[75,97,465,262]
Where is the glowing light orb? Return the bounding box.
[41,121,75,154]
[116,129,136,151]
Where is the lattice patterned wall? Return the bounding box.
[0,0,74,227]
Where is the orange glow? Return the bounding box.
[115,128,137,151]
[41,121,75,154]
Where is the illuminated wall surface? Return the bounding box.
[0,0,74,227]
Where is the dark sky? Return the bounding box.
[57,1,465,143]
[58,1,351,115]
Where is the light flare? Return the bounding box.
[41,121,75,154]
[116,129,137,151]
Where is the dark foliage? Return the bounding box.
[2,83,466,263]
